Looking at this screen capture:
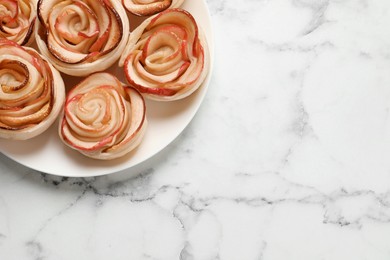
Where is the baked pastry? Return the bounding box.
[119,8,209,101]
[59,72,147,160]
[35,0,129,76]
[0,0,36,45]
[0,39,65,140]
[122,0,184,16]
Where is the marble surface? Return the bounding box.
[1,0,390,259]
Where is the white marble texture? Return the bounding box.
[1,0,390,259]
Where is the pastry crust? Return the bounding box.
[59,72,147,160]
[0,39,65,140]
[120,8,209,101]
[35,0,130,76]
[0,0,37,46]
[122,0,184,16]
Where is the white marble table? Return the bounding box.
[2,0,390,259]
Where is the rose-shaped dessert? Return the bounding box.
[119,8,209,101]
[122,0,184,16]
[0,39,65,140]
[59,72,147,160]
[36,0,129,76]
[0,0,36,45]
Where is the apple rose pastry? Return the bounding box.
[59,72,147,160]
[0,39,65,140]
[0,0,36,45]
[122,0,184,16]
[120,8,209,101]
[35,0,129,77]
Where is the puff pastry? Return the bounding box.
[36,0,129,76]
[120,8,209,101]
[59,72,147,160]
[0,39,65,140]
[122,0,184,16]
[0,0,36,45]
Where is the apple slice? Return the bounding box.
[59,72,147,160]
[122,0,184,16]
[0,39,65,140]
[36,0,129,76]
[0,0,36,45]
[121,8,209,101]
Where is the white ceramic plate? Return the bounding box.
[0,0,214,177]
